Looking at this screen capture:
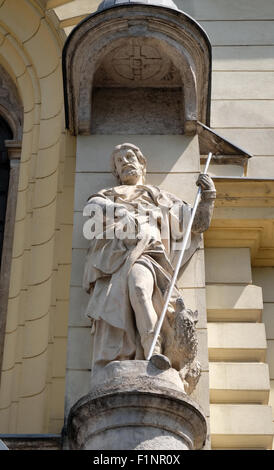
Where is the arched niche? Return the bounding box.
[63,4,211,136]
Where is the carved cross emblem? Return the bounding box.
[112,42,163,81]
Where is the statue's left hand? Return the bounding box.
[196,173,215,191]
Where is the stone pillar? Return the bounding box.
[67,361,207,450]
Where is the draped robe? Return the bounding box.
[83,184,202,374]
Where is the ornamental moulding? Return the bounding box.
[62,4,212,136]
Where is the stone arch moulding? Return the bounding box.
[63,4,212,136]
[0,63,23,378]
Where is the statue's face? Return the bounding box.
[114,147,144,185]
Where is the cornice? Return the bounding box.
[206,178,274,267]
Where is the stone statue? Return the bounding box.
[83,143,216,391]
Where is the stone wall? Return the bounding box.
[253,268,274,449]
[205,248,273,449]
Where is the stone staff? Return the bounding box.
[147,151,213,361]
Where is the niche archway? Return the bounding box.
[63,3,211,136]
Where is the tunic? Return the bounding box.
[82,184,202,374]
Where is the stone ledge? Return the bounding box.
[206,284,263,322]
[209,363,270,404]
[211,434,273,450]
[208,323,267,349]
[210,404,273,450]
[209,348,266,362]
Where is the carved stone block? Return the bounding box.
[67,361,207,450]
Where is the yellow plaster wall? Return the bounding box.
[0,0,75,433]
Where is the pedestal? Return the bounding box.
[67,361,207,450]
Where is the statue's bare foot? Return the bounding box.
[150,354,171,370]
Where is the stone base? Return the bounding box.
[67,360,207,450]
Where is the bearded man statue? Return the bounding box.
[83,143,216,376]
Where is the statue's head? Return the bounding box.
[110,143,147,185]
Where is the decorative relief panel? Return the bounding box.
[94,39,181,88]
[112,42,163,81]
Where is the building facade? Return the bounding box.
[0,0,273,450]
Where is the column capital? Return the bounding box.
[5,140,22,165]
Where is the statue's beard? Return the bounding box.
[120,167,143,184]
